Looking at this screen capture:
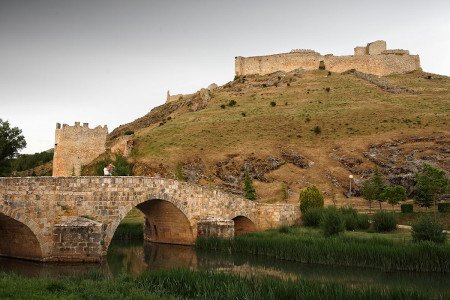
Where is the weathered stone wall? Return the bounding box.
[53,122,108,176]
[0,177,300,262]
[110,135,134,157]
[367,40,386,55]
[52,217,103,262]
[235,40,421,77]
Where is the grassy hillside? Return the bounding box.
[107,69,449,207]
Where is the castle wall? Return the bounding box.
[235,52,322,76]
[53,122,107,176]
[324,54,421,76]
[367,40,386,55]
[235,40,421,77]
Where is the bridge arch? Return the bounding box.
[232,215,257,236]
[0,211,44,261]
[106,193,195,250]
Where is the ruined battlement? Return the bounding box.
[53,122,108,176]
[235,40,421,77]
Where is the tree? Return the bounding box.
[414,164,449,210]
[0,119,26,175]
[299,186,324,213]
[243,171,256,200]
[381,185,407,210]
[361,168,386,211]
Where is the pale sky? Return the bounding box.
[1,0,449,154]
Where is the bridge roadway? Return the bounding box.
[0,177,299,262]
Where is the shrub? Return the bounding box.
[312,126,321,134]
[322,207,345,237]
[270,101,276,107]
[302,207,324,227]
[340,207,358,231]
[356,214,370,230]
[412,217,447,243]
[438,202,450,213]
[241,112,246,117]
[220,104,226,109]
[325,87,331,92]
[299,186,324,213]
[243,171,256,200]
[373,211,397,232]
[278,226,292,234]
[228,100,237,107]
[175,163,186,181]
[401,204,414,213]
[124,130,134,135]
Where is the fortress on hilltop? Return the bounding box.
[53,122,108,176]
[235,40,421,77]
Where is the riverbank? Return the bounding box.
[196,226,450,273]
[0,268,436,300]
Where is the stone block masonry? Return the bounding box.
[53,122,108,176]
[0,177,300,262]
[235,40,421,77]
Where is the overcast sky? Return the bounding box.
[1,0,449,154]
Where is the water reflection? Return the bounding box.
[1,240,449,298]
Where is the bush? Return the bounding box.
[228,100,237,107]
[373,211,397,232]
[270,101,276,107]
[312,126,321,134]
[322,207,345,237]
[243,171,256,200]
[412,217,447,243]
[220,104,226,109]
[278,226,292,234]
[356,214,370,230]
[299,186,324,213]
[340,207,358,231]
[124,130,134,135]
[438,202,450,213]
[302,207,323,227]
[401,204,414,213]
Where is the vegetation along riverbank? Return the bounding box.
[0,268,439,300]
[196,226,450,273]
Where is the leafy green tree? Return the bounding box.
[0,119,26,176]
[299,186,324,213]
[381,185,407,210]
[243,171,256,200]
[414,164,449,210]
[361,168,386,211]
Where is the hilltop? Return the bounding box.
[100,69,449,207]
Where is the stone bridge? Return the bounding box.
[0,177,299,263]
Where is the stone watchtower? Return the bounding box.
[52,122,108,176]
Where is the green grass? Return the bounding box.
[0,268,437,300]
[111,208,144,241]
[196,227,450,273]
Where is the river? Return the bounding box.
[1,240,449,298]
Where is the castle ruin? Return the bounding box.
[235,40,420,77]
[53,122,108,176]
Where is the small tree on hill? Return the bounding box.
[414,164,449,210]
[299,186,324,213]
[361,168,386,211]
[243,171,256,200]
[381,185,407,211]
